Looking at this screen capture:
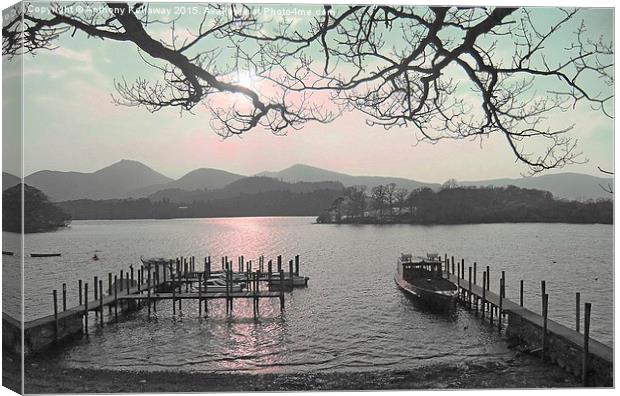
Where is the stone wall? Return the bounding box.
[506,312,612,387]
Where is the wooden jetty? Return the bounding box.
[439,254,612,387]
[3,254,308,356]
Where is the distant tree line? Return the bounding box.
[317,183,612,225]
[58,189,343,220]
[3,184,72,233]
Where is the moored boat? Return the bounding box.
[394,253,457,310]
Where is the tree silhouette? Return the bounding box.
[3,3,613,172]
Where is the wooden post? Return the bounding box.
[62,283,67,311]
[93,276,99,318]
[576,292,581,333]
[79,280,83,305]
[99,279,104,327]
[456,262,460,301]
[147,268,151,319]
[289,260,294,288]
[114,276,118,322]
[451,256,454,275]
[197,272,203,317]
[498,278,503,331]
[582,302,591,386]
[541,280,546,315]
[542,293,548,359]
[473,262,477,284]
[295,255,300,275]
[268,260,272,281]
[130,266,135,287]
[108,273,113,313]
[520,280,524,307]
[172,273,176,315]
[481,271,486,319]
[468,267,472,309]
[487,272,495,325]
[277,255,282,272]
[279,269,285,312]
[486,266,490,291]
[225,269,230,314]
[120,271,124,293]
[53,290,59,342]
[84,283,89,335]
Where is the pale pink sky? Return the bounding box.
[4,4,613,182]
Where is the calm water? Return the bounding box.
[2,218,613,373]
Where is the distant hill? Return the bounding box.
[129,168,245,197]
[260,164,613,201]
[149,176,344,203]
[16,160,614,203]
[3,172,20,191]
[460,173,614,201]
[24,160,173,201]
[258,164,439,191]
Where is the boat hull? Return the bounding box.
[394,275,457,311]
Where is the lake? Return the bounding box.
[2,217,613,373]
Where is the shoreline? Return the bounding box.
[8,351,581,393]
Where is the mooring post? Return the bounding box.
[130,266,134,288]
[78,279,83,306]
[279,269,285,312]
[147,268,152,319]
[114,276,118,322]
[62,283,67,311]
[99,279,104,327]
[486,266,490,291]
[456,262,460,301]
[489,291,494,325]
[289,260,294,288]
[451,256,454,275]
[120,271,124,294]
[53,290,59,342]
[198,273,203,317]
[576,292,581,333]
[468,267,472,309]
[473,262,477,284]
[172,273,177,315]
[225,269,230,314]
[542,293,548,360]
[498,278,503,332]
[520,280,524,307]
[583,302,591,386]
[277,255,282,272]
[295,255,300,276]
[107,273,113,313]
[94,276,99,318]
[84,283,89,335]
[541,280,546,315]
[482,271,486,319]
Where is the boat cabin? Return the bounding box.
[398,253,444,282]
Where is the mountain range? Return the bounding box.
[2,160,613,202]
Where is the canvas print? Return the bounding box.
[1,1,614,393]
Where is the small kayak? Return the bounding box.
[30,253,61,257]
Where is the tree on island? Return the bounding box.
[3,184,72,233]
[320,184,612,225]
[3,4,612,173]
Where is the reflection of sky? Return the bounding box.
[3,4,613,181]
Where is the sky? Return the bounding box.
[2,3,614,182]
